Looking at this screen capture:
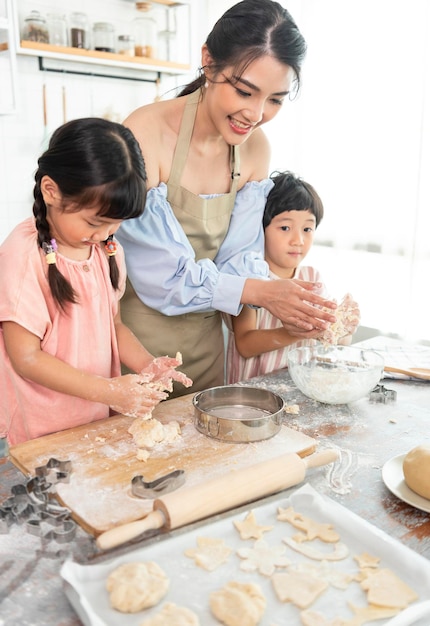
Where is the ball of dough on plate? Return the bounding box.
[106,561,169,613]
[403,445,430,499]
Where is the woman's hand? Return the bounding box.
[243,278,338,333]
[108,374,167,418]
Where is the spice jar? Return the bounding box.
[22,10,49,44]
[47,13,68,47]
[92,22,115,53]
[117,34,135,56]
[70,12,89,49]
[133,2,157,58]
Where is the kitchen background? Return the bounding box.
[1,0,429,344]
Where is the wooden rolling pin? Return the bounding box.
[96,448,339,551]
[384,366,430,381]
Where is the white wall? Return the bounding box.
[0,0,207,244]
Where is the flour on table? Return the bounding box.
[139,602,200,625]
[184,536,232,571]
[209,581,266,626]
[106,561,169,613]
[237,539,290,576]
[233,510,273,540]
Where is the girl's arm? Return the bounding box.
[2,321,165,417]
[232,305,320,359]
[114,305,155,373]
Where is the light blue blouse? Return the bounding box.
[116,178,274,316]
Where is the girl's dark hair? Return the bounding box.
[178,0,307,97]
[33,117,147,309]
[263,171,324,229]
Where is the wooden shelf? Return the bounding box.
[18,40,190,74]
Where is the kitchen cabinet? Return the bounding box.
[12,0,191,83]
[0,0,18,114]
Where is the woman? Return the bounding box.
[116,0,337,397]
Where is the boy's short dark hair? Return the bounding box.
[263,170,324,230]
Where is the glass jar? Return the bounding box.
[92,22,115,53]
[133,2,157,58]
[117,34,135,56]
[47,13,68,47]
[22,10,49,44]
[70,12,89,49]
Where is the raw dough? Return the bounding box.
[319,293,360,345]
[353,552,380,569]
[277,506,340,542]
[282,536,349,561]
[237,538,290,576]
[271,570,328,609]
[106,561,169,613]
[209,581,266,626]
[233,510,273,540]
[360,568,419,609]
[128,418,181,458]
[403,444,430,499]
[184,536,232,571]
[139,602,200,625]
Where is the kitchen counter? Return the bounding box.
[1,357,430,625]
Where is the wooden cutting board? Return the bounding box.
[9,393,317,536]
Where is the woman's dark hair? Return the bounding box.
[178,0,307,97]
[263,171,324,229]
[33,117,147,309]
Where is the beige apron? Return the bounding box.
[121,89,240,398]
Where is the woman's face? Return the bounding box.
[203,52,294,144]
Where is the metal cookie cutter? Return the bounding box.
[369,384,397,403]
[35,457,73,487]
[131,469,185,499]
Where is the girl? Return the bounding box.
[0,117,189,445]
[116,0,337,398]
[225,171,361,383]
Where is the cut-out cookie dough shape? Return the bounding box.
[184,536,232,571]
[293,561,354,590]
[233,510,273,540]
[237,539,291,577]
[277,506,340,543]
[210,581,266,626]
[139,602,200,625]
[300,603,400,626]
[282,536,349,561]
[353,552,380,569]
[271,570,328,609]
[360,568,419,609]
[106,561,169,613]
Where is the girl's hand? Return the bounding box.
[140,353,193,390]
[108,374,167,418]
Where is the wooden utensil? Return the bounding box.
[384,366,430,381]
[96,448,339,550]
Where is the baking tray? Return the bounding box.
[61,484,430,625]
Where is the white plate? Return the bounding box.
[382,454,430,513]
[61,484,430,626]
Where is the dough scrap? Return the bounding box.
[354,552,380,569]
[403,444,430,499]
[271,570,328,609]
[360,568,419,609]
[209,581,266,626]
[237,538,290,576]
[284,404,300,415]
[139,602,200,625]
[277,506,340,543]
[184,536,232,571]
[106,561,169,613]
[233,510,273,540]
[129,418,181,452]
[283,536,349,561]
[300,610,343,626]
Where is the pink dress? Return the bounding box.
[0,218,126,444]
[225,266,327,384]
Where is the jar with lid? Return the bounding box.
[47,13,68,47]
[22,10,49,44]
[92,22,115,53]
[133,2,157,58]
[117,34,135,56]
[70,12,89,49]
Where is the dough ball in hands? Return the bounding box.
[403,444,430,499]
[106,561,169,613]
